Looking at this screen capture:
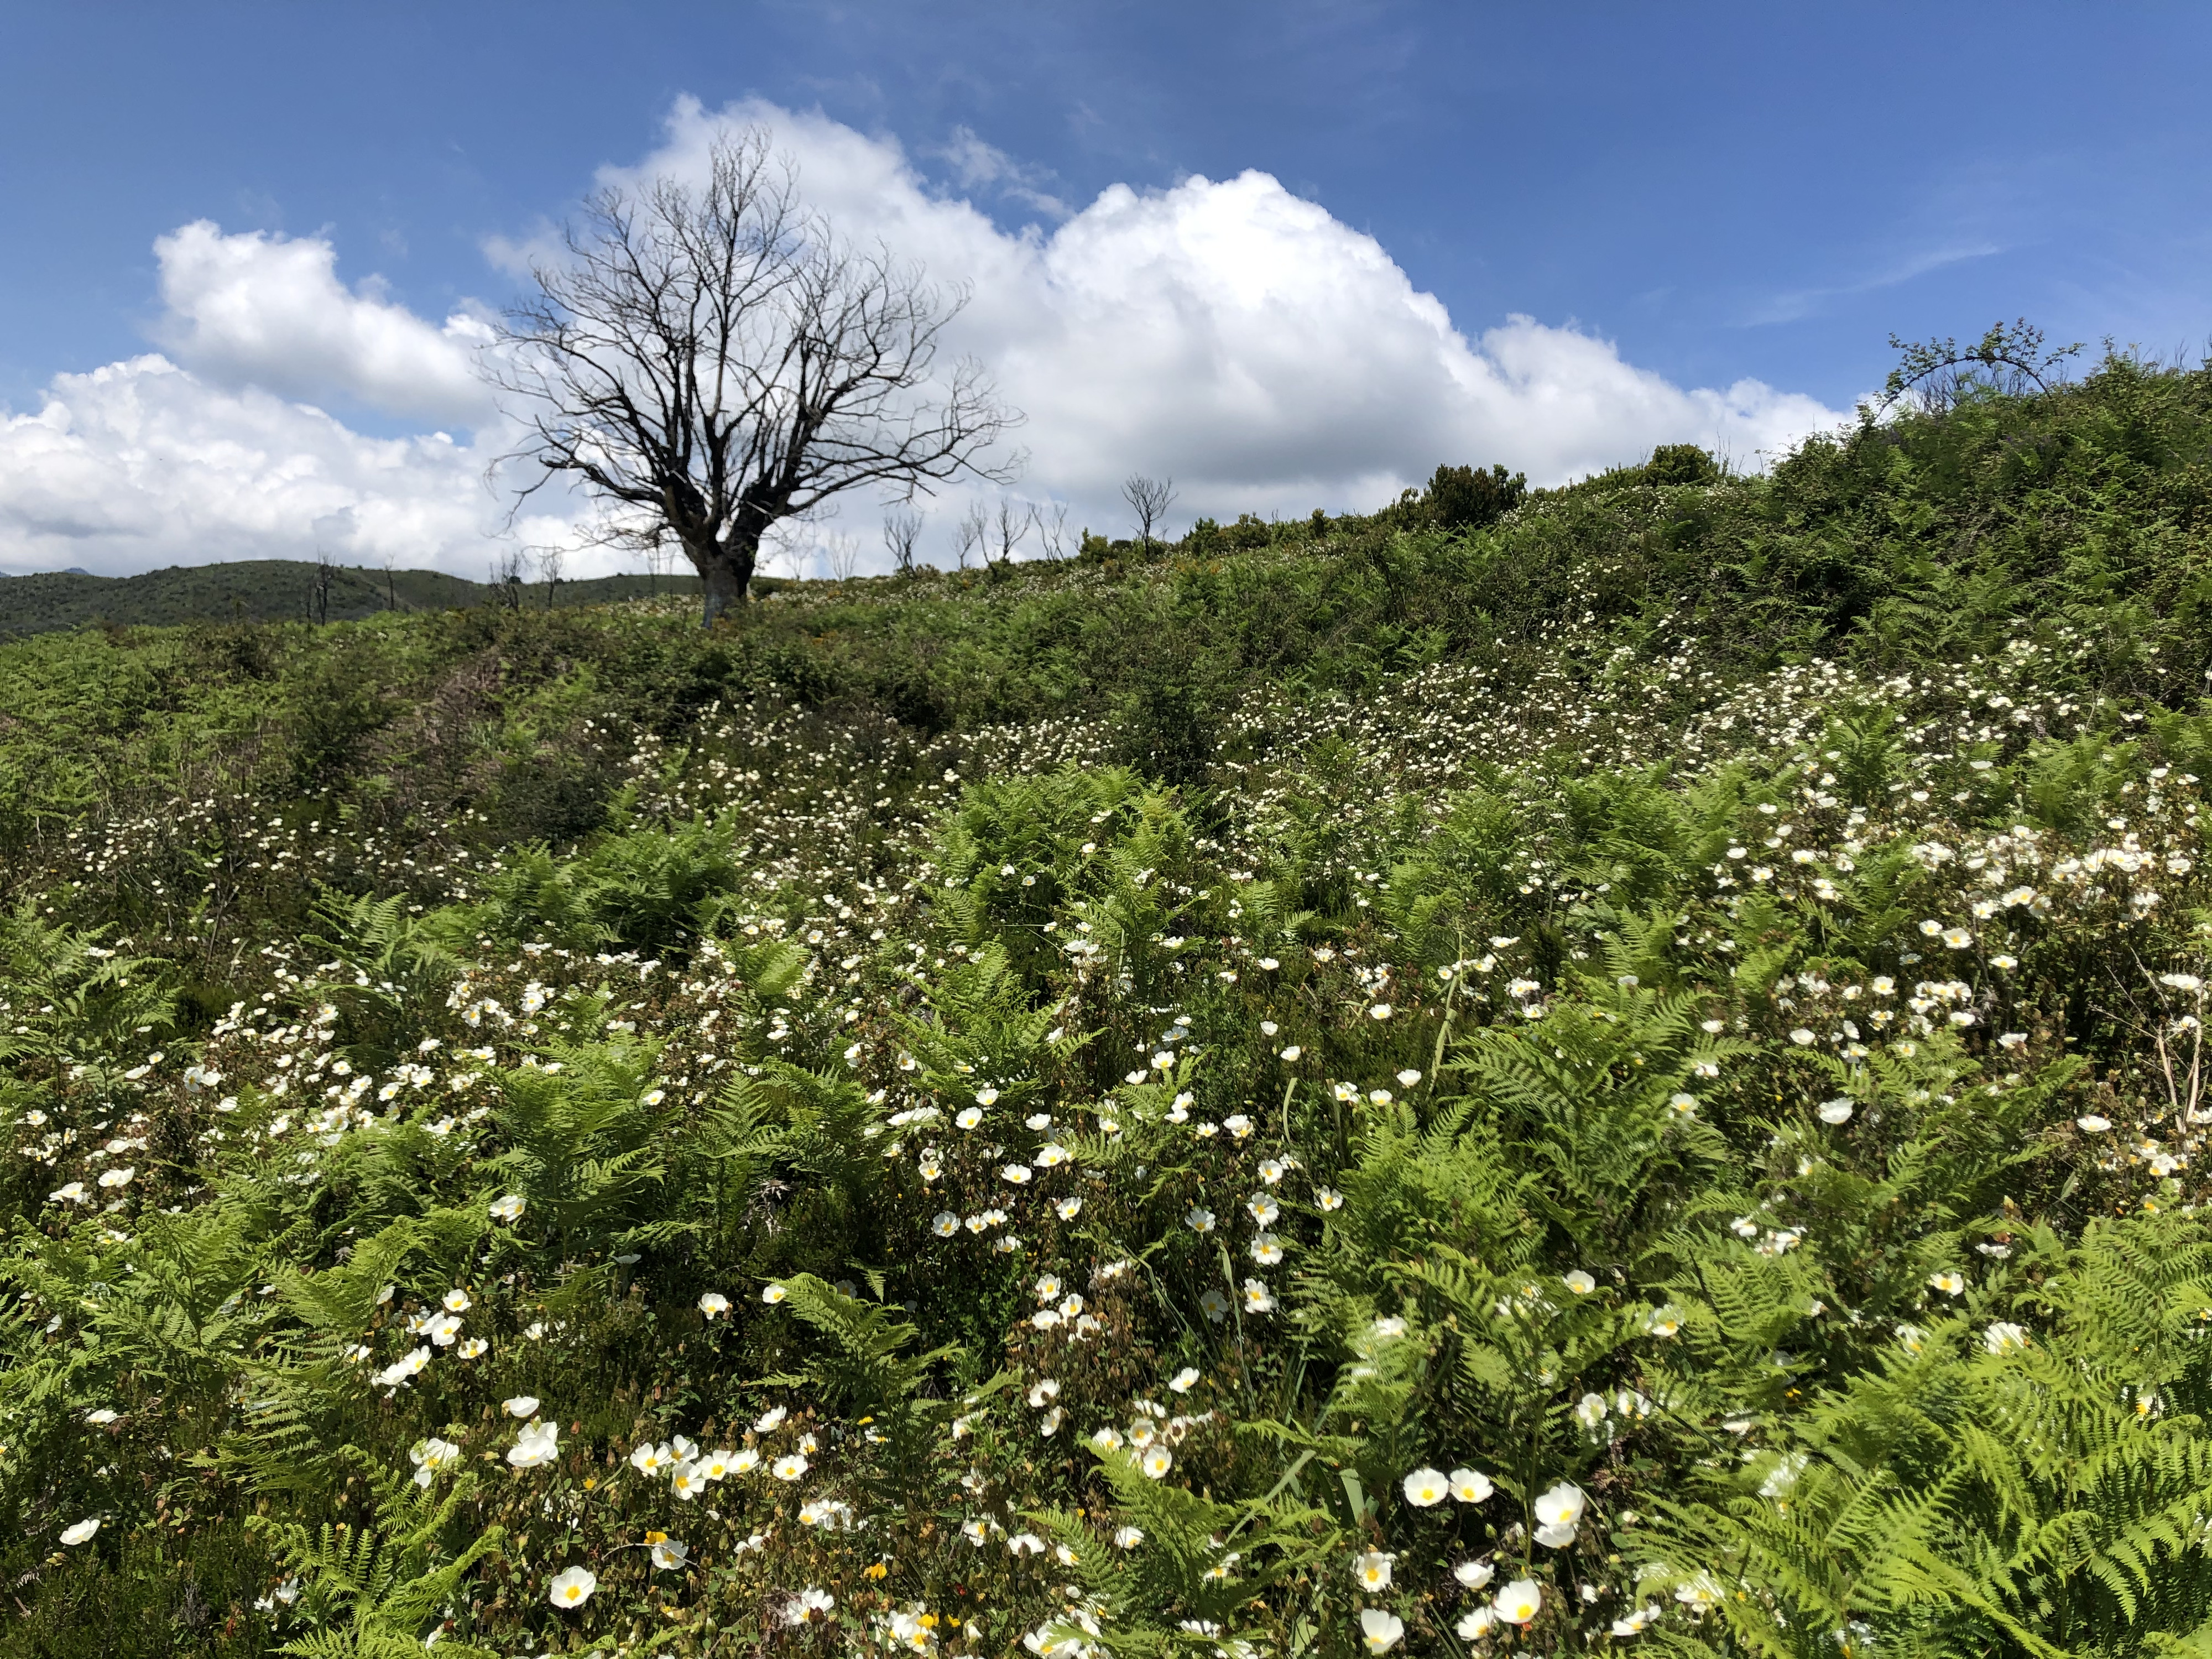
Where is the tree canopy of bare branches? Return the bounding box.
[882,505,924,576]
[490,129,1019,624]
[1123,474,1177,555]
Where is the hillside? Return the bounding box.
[0,559,705,637]
[4,352,2212,1657]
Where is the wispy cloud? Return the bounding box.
[931,126,1072,220]
[1744,241,2005,327]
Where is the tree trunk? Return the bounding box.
[695,533,759,627]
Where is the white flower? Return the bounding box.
[773,1453,809,1480]
[547,1566,596,1609]
[1001,1164,1032,1185]
[1055,1197,1083,1219]
[1647,1304,1682,1337]
[1352,1550,1395,1589]
[1242,1278,1276,1313]
[1396,1068,1422,1086]
[1449,1467,1493,1503]
[1247,1193,1280,1225]
[1495,1578,1543,1624]
[1562,1269,1596,1295]
[733,1449,760,1474]
[442,1288,471,1312]
[1357,1609,1404,1653]
[1984,1321,2030,1355]
[1611,1605,1662,1636]
[1373,1316,1407,1339]
[457,1337,488,1359]
[698,1291,730,1318]
[1114,1525,1144,1548]
[1402,1466,1448,1506]
[1534,1479,1586,1525]
[1185,1207,1215,1233]
[1170,1366,1202,1393]
[976,1086,1000,1106]
[1456,1606,1497,1640]
[631,1441,673,1476]
[426,1313,463,1347]
[409,1436,461,1488]
[1316,1187,1344,1211]
[1929,1271,1966,1296]
[784,1588,834,1625]
[1574,1392,1608,1429]
[2077,1114,2112,1133]
[956,1107,984,1130]
[932,1211,960,1237]
[2161,973,2204,992]
[670,1461,708,1500]
[1454,1558,1495,1589]
[1200,1288,1230,1322]
[1249,1232,1284,1265]
[1368,1004,1392,1021]
[1279,1045,1302,1061]
[1140,1447,1173,1479]
[763,1284,788,1304]
[1817,1097,1855,1124]
[650,1536,688,1571]
[60,1518,100,1546]
[97,1167,135,1190]
[489,1193,525,1222]
[1789,1027,1816,1046]
[1008,1531,1046,1556]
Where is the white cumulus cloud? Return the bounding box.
[153,220,497,426]
[0,99,1846,578]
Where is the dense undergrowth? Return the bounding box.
[6,354,2212,1657]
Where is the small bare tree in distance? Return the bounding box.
[990,495,1032,569]
[1123,473,1177,555]
[535,544,565,611]
[883,505,924,576]
[491,128,1018,625]
[953,502,988,571]
[1036,499,1072,561]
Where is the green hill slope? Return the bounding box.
[0,559,703,635]
[4,352,2212,1657]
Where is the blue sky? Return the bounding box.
[2,1,2206,575]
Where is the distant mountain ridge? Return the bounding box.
[0,560,705,635]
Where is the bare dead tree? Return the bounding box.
[489,128,1020,625]
[1123,474,1177,555]
[492,547,526,612]
[535,544,565,611]
[379,547,399,611]
[1035,499,1072,561]
[990,496,1033,569]
[883,505,924,576]
[825,532,863,582]
[953,502,988,571]
[311,547,339,625]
